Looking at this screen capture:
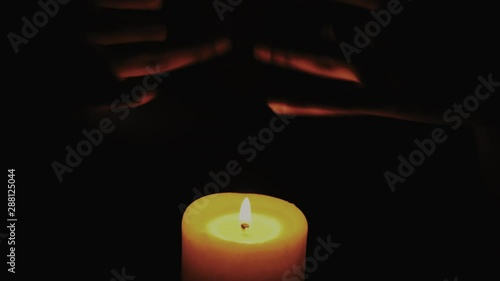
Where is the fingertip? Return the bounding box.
[254,45,272,63]
[268,101,290,115]
[89,91,157,117]
[129,91,157,108]
[268,101,355,117]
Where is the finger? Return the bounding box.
[91,91,158,116]
[111,38,232,78]
[268,99,412,120]
[86,25,167,45]
[268,100,447,124]
[268,98,446,125]
[268,101,367,117]
[254,45,361,83]
[268,86,452,125]
[93,0,163,10]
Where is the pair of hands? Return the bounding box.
[86,0,498,191]
[85,0,486,128]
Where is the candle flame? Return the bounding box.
[239,197,252,229]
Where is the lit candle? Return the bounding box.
[181,192,308,281]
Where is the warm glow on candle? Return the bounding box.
[182,193,308,281]
[204,196,283,243]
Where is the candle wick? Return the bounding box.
[241,222,250,230]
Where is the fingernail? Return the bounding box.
[129,91,157,108]
[254,45,271,62]
[268,101,289,115]
[214,38,232,54]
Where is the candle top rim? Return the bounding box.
[182,192,308,242]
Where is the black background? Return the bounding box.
[5,1,499,281]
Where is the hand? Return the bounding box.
[85,0,232,107]
[252,0,484,126]
[254,0,499,192]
